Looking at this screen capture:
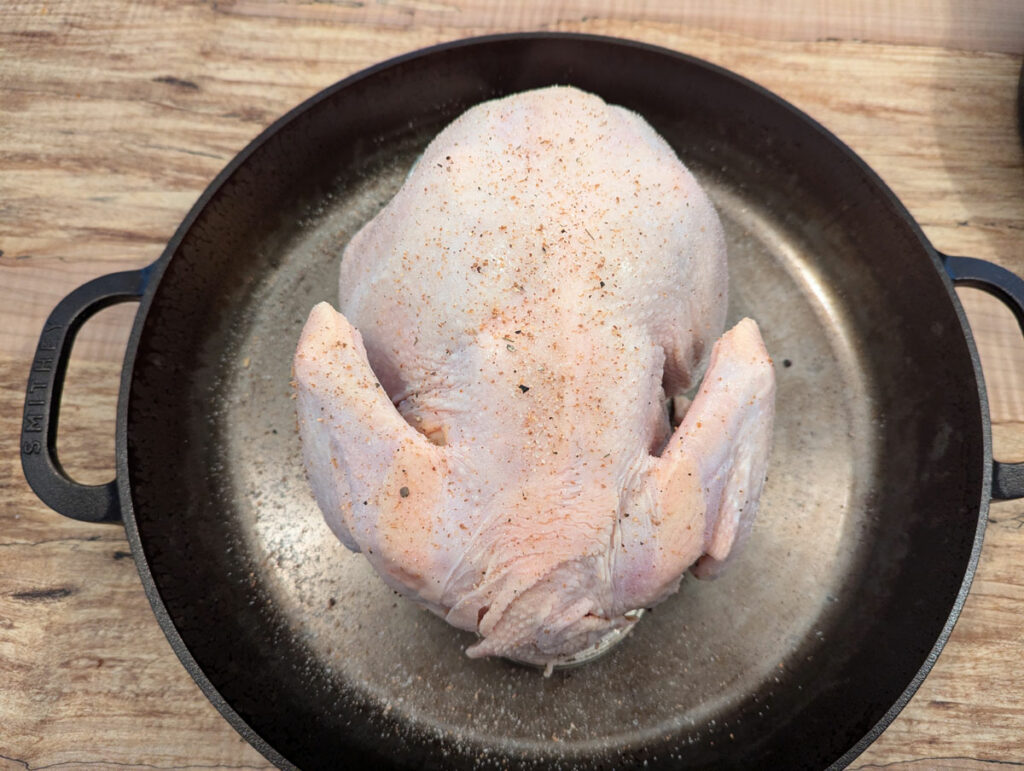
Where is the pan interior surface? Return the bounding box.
[125,37,985,769]
[221,144,872,751]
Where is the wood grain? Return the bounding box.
[1,1,1023,768]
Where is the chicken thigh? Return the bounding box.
[294,86,775,668]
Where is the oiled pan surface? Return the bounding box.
[124,36,986,769]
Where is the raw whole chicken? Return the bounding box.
[294,86,775,669]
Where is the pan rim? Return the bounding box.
[113,31,992,770]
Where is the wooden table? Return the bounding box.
[2,2,1022,768]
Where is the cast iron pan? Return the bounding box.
[21,33,1024,769]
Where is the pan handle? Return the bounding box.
[944,254,1024,500]
[20,268,150,523]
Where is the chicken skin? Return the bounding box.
[294,87,775,668]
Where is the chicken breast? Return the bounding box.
[294,86,775,668]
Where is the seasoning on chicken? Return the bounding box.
[294,86,776,669]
